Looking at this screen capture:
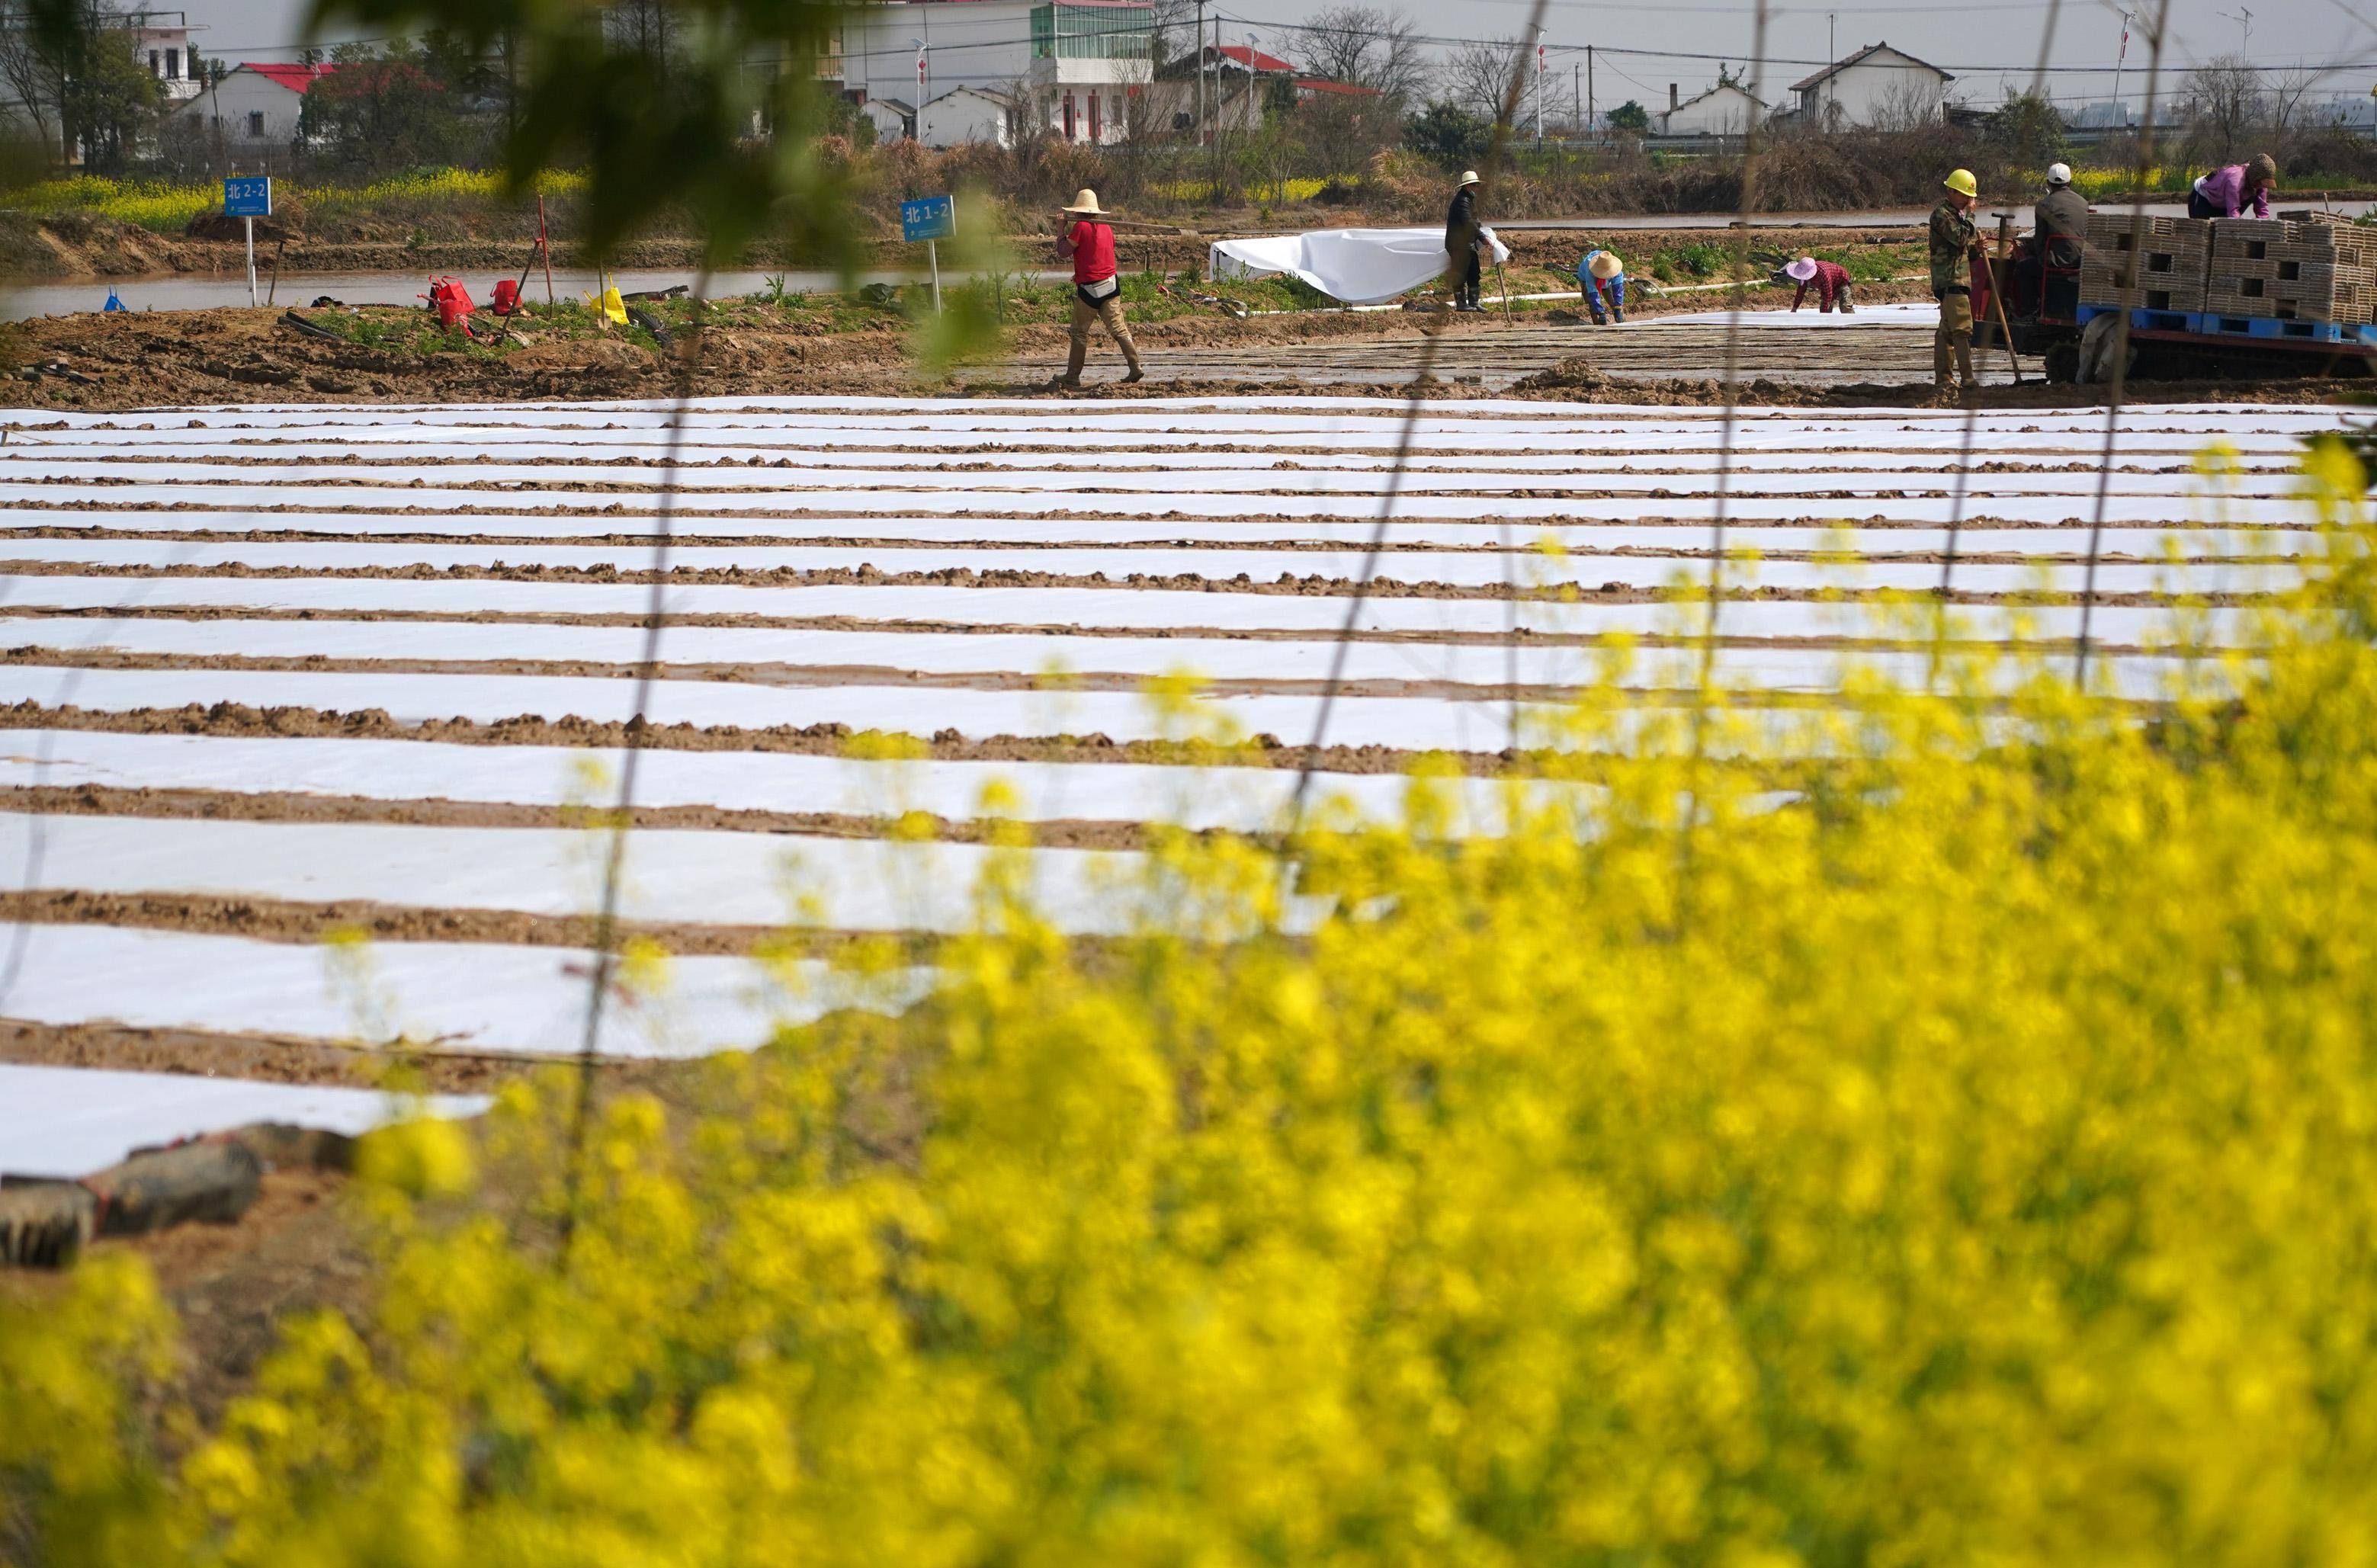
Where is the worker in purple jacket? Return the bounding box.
[2188,154,2277,220]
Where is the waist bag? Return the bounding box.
[1076,274,1120,306]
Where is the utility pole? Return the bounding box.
[1573,61,1580,135]
[2220,5,2251,52]
[1827,12,1837,123]
[1586,45,1594,140]
[2111,10,2132,128]
[1534,32,1544,146]
[1194,0,1205,146]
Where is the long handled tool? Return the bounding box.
[1492,253,1514,321]
[1974,241,2026,385]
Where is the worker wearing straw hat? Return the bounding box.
[1444,170,1485,311]
[1577,249,1627,324]
[1054,188,1144,389]
[1782,255,1854,313]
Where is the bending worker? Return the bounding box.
[1578,249,1626,323]
[1054,188,1144,389]
[1445,169,1484,311]
[2188,153,2277,220]
[1930,168,1981,400]
[1782,255,1854,313]
[2024,161,2090,316]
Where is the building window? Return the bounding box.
[148,50,159,74]
[1087,91,1101,141]
[1030,3,1151,61]
[165,48,179,79]
[1061,91,1075,139]
[247,110,265,138]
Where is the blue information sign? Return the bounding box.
[900,194,954,242]
[223,176,272,218]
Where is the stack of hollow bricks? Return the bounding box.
[2204,216,2377,323]
[2079,214,2212,313]
[2081,213,2377,322]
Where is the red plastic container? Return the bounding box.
[425,277,475,332]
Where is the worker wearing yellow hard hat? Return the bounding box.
[1929,169,1981,400]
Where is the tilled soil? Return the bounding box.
[11,287,2366,410]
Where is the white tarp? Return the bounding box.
[1208,226,1513,304]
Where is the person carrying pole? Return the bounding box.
[1053,188,1144,389]
[1782,255,1854,313]
[1577,249,1626,323]
[1445,170,1484,312]
[1930,168,1981,402]
[2187,153,2278,220]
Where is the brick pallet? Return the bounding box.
[2205,216,2377,324]
[2079,213,2209,313]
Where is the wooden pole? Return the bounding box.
[539,194,556,306]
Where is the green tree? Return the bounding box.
[299,40,461,173]
[0,0,160,172]
[1401,101,1490,168]
[1988,87,2068,171]
[1606,98,1650,133]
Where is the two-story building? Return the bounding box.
[837,0,1152,145]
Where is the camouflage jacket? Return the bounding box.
[1928,200,1978,293]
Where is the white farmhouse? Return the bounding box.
[1654,82,1767,137]
[1788,42,1953,128]
[177,62,340,156]
[837,0,1152,145]
[919,85,1018,148]
[860,95,916,142]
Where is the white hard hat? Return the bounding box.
[2046,162,2073,185]
[1458,169,1482,187]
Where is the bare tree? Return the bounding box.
[1298,5,1429,104]
[1863,75,1945,133]
[1439,34,1525,121]
[2266,61,2318,141]
[2182,54,2265,164]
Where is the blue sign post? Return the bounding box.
[223,177,272,306]
[900,194,955,314]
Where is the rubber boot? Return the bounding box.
[1612,306,1625,323]
[1058,334,1086,390]
[1955,338,1978,396]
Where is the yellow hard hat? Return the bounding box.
[1943,168,1978,198]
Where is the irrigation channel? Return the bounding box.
[0,392,2345,1176]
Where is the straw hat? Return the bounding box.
[1785,256,1818,282]
[2248,152,2278,185]
[1458,169,1482,187]
[1062,188,1108,214]
[1589,251,1623,280]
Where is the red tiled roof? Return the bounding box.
[1218,43,1295,73]
[1294,75,1379,96]
[240,62,340,94]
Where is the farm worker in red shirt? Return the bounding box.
[1054,188,1144,389]
[1783,255,1855,313]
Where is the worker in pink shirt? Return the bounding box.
[2188,154,2277,219]
[1781,255,1856,313]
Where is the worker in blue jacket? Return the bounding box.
[1578,249,1626,324]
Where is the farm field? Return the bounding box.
[0,393,2343,1175]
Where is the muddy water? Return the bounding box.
[4,266,1070,321]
